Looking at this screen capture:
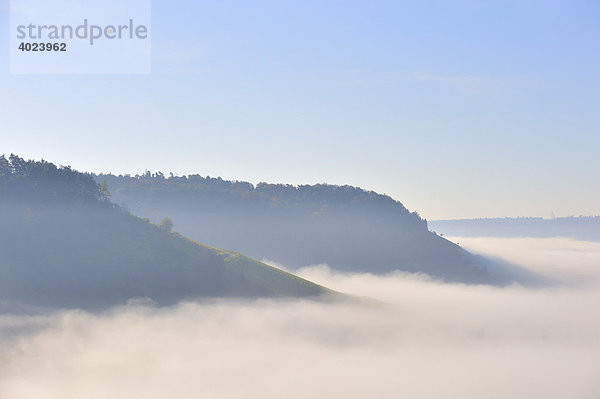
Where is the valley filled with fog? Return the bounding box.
[1,237,598,399]
[3,0,597,397]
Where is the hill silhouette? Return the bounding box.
[0,155,331,311]
[97,172,506,284]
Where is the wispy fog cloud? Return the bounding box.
[452,236,600,286]
[1,238,599,398]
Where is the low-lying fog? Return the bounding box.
[1,237,599,398]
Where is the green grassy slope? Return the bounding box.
[0,203,331,310]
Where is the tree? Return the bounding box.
[9,154,27,175]
[99,181,111,201]
[159,217,174,232]
[0,155,9,177]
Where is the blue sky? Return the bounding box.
[0,0,599,219]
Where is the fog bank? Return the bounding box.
[1,237,599,398]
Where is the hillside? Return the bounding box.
[97,172,504,284]
[430,217,600,241]
[0,155,331,310]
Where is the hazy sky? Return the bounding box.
[0,0,598,219]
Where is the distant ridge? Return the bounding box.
[430,217,600,241]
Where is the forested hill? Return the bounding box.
[0,154,110,205]
[0,155,331,311]
[97,172,506,284]
[100,171,426,227]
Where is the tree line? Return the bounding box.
[0,154,109,205]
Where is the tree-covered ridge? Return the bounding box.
[98,172,424,224]
[96,171,511,284]
[0,154,109,205]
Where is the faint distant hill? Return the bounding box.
[429,217,600,241]
[0,155,331,311]
[97,172,516,285]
